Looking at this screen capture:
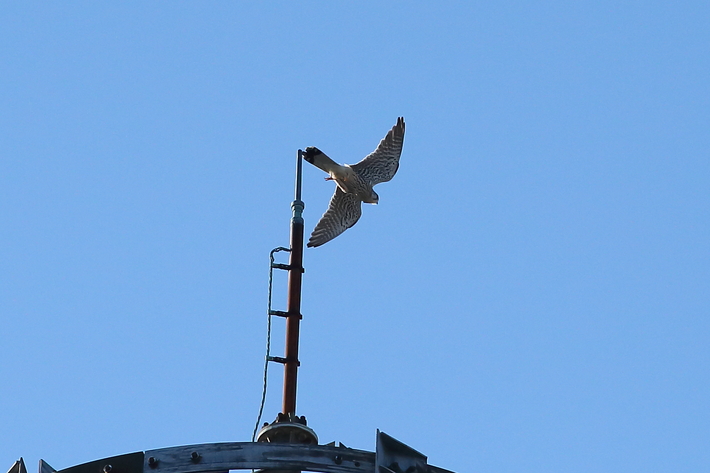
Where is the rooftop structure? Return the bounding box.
[8,151,456,473]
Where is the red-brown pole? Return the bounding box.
[282,150,304,416]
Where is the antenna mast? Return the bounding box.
[256,149,317,445]
[283,150,304,415]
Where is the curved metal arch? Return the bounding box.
[144,442,373,473]
[53,443,371,473]
[48,434,455,473]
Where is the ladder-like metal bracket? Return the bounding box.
[269,310,302,319]
[271,262,305,273]
[267,356,300,366]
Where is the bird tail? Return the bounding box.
[304,147,343,175]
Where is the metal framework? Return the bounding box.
[8,432,454,473]
[7,150,457,473]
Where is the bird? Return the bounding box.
[304,117,405,247]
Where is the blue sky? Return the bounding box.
[1,2,709,472]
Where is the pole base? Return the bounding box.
[256,413,318,445]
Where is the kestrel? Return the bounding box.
[304,117,405,247]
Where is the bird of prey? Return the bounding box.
[304,117,405,247]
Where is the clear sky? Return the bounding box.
[1,2,709,473]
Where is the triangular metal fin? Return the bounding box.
[6,458,27,473]
[376,430,428,473]
[39,461,56,473]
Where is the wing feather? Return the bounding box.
[350,117,405,186]
[307,188,362,247]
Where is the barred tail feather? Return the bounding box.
[304,147,342,175]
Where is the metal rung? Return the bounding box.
[269,310,302,319]
[271,263,305,273]
[267,356,300,366]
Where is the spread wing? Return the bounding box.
[307,187,362,248]
[350,117,405,186]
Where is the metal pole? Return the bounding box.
[282,150,304,416]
